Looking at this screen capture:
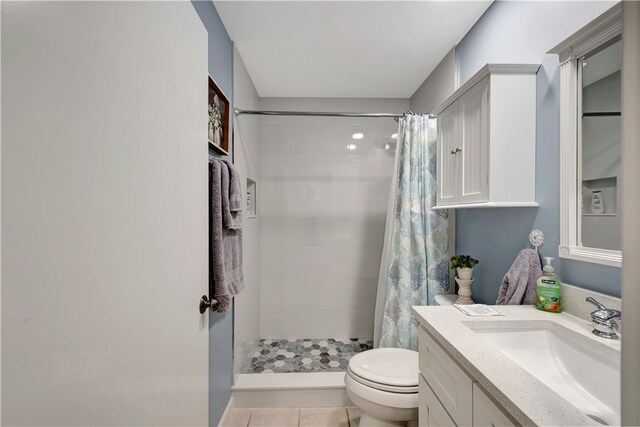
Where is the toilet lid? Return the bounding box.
[348,348,418,388]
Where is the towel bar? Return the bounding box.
[199,295,219,313]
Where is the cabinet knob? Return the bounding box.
[451,147,462,155]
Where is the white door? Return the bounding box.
[621,2,640,424]
[459,77,490,204]
[437,101,461,206]
[2,2,209,425]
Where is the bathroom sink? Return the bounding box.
[467,323,620,426]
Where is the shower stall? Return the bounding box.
[232,98,409,381]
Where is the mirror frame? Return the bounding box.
[549,3,622,267]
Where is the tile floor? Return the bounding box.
[248,338,373,374]
[224,407,361,427]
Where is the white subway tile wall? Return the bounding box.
[258,99,406,340]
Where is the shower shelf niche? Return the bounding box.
[581,176,617,215]
[246,178,257,218]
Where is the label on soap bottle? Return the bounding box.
[535,278,562,313]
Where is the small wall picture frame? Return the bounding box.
[208,75,230,155]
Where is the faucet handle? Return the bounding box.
[586,297,607,310]
[592,308,621,321]
[586,297,621,320]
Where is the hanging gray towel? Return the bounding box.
[210,159,244,312]
[223,160,243,214]
[496,249,542,305]
[220,160,242,230]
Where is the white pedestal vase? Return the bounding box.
[456,267,473,280]
[455,277,475,305]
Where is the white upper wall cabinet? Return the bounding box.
[433,64,540,209]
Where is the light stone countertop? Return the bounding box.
[411,305,621,426]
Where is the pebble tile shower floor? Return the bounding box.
[248,338,373,373]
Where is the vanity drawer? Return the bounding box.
[419,326,473,426]
[472,383,517,427]
[419,374,456,427]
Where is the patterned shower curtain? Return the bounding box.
[375,114,449,350]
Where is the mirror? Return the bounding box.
[579,38,621,251]
[550,3,622,267]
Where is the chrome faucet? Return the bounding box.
[586,297,621,339]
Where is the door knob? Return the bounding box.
[451,147,462,155]
[199,295,219,313]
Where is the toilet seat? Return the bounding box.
[345,372,419,411]
[347,367,418,393]
[347,348,418,393]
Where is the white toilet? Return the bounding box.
[433,293,457,307]
[345,348,419,427]
[345,293,456,427]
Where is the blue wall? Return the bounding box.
[454,1,621,304]
[191,1,234,426]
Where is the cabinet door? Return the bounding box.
[437,100,461,206]
[459,77,489,204]
[419,327,473,426]
[420,375,457,427]
[472,383,517,427]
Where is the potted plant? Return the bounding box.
[450,255,479,280]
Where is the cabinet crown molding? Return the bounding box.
[432,64,540,115]
[548,2,622,63]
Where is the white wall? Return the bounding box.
[410,47,456,114]
[258,98,408,339]
[456,1,616,85]
[2,2,209,425]
[232,48,261,379]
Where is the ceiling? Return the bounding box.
[214,1,492,98]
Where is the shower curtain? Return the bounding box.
[373,114,449,350]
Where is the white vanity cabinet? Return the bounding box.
[473,383,517,427]
[418,327,473,426]
[418,326,518,427]
[419,376,456,427]
[434,64,540,209]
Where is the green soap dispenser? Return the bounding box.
[535,257,562,313]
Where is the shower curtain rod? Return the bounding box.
[234,108,435,119]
